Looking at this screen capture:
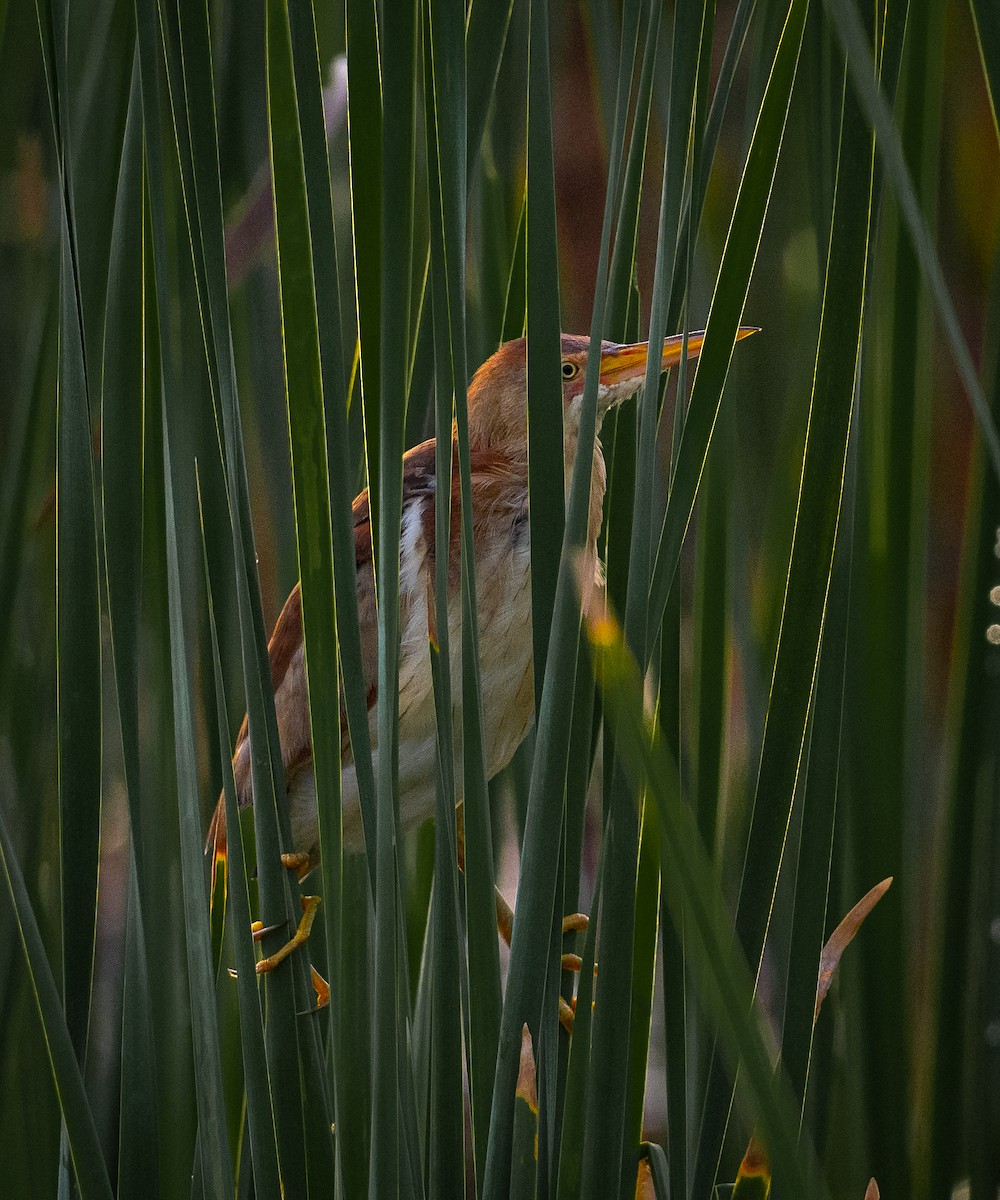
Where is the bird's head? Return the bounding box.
[467,329,757,463]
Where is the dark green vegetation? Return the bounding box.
[1,0,998,1196]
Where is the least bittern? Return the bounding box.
[206,329,755,1021]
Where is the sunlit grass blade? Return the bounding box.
[647,0,809,643]
[583,0,699,1188]
[694,37,875,1193]
[823,0,1000,481]
[621,802,660,1176]
[844,5,944,1191]
[970,0,1000,138]
[604,0,664,336]
[778,452,855,1114]
[606,9,713,1174]
[584,601,830,1198]
[695,0,756,217]
[0,808,112,1200]
[501,199,526,341]
[466,0,516,169]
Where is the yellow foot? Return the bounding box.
[494,888,594,1034]
[559,997,576,1036]
[310,965,330,1009]
[256,895,321,976]
[280,851,311,881]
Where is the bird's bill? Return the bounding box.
[598,325,759,389]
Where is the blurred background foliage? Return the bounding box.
[1,0,999,1196]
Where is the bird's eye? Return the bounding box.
[561,361,579,379]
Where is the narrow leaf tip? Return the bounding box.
[516,1023,537,1112]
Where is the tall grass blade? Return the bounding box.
[148,0,328,1182]
[484,0,641,1190]
[554,850,602,1200]
[55,200,102,1068]
[427,0,504,1181]
[162,423,234,1198]
[118,871,158,1199]
[424,150,466,1190]
[694,30,875,1192]
[925,255,1000,1200]
[0,300,53,689]
[583,0,700,1187]
[0,808,113,1200]
[370,0,418,1191]
[345,0,382,528]
[584,603,830,1200]
[823,0,1000,480]
[525,0,565,689]
[133,6,223,1188]
[778,449,855,1114]
[511,1025,540,1198]
[54,192,101,1065]
[648,0,809,650]
[266,0,343,1088]
[101,56,160,1198]
[846,5,944,1191]
[201,497,281,1200]
[286,0,378,884]
[621,801,660,1178]
[266,0,354,1187]
[970,0,1000,137]
[38,0,106,1079]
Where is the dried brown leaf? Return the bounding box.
[634,1157,655,1200]
[516,1023,537,1111]
[815,878,893,1023]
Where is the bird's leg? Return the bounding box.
[492,887,590,972]
[280,850,311,878]
[456,804,592,1033]
[251,852,329,1011]
[255,894,321,975]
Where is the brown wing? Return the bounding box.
[205,439,439,874]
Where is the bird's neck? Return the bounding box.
[585,439,608,546]
[560,422,608,548]
[477,423,608,547]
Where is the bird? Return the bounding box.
[206,328,755,1013]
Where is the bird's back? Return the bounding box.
[206,436,537,875]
